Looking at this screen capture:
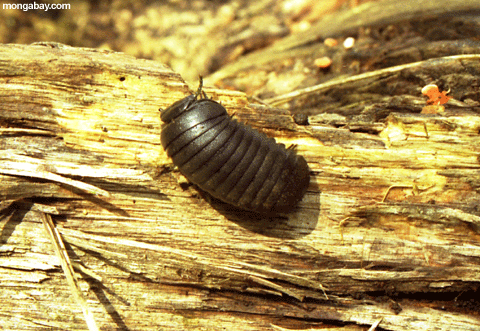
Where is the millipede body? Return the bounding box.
[160,79,310,214]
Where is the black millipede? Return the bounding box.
[160,78,310,214]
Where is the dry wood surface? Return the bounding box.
[1,1,480,330]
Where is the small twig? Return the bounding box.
[381,185,414,203]
[41,213,99,331]
[0,166,110,197]
[248,275,305,301]
[367,318,383,331]
[263,54,480,106]
[0,128,56,136]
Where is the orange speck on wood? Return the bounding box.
[314,57,332,68]
[324,38,338,47]
[421,84,451,105]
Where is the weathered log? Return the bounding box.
[1,40,480,331]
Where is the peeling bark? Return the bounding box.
[0,35,479,331]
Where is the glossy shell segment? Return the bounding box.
[160,89,310,214]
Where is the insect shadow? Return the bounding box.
[191,179,320,240]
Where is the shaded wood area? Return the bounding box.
[1,1,480,330]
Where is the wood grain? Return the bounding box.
[1,42,480,330]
